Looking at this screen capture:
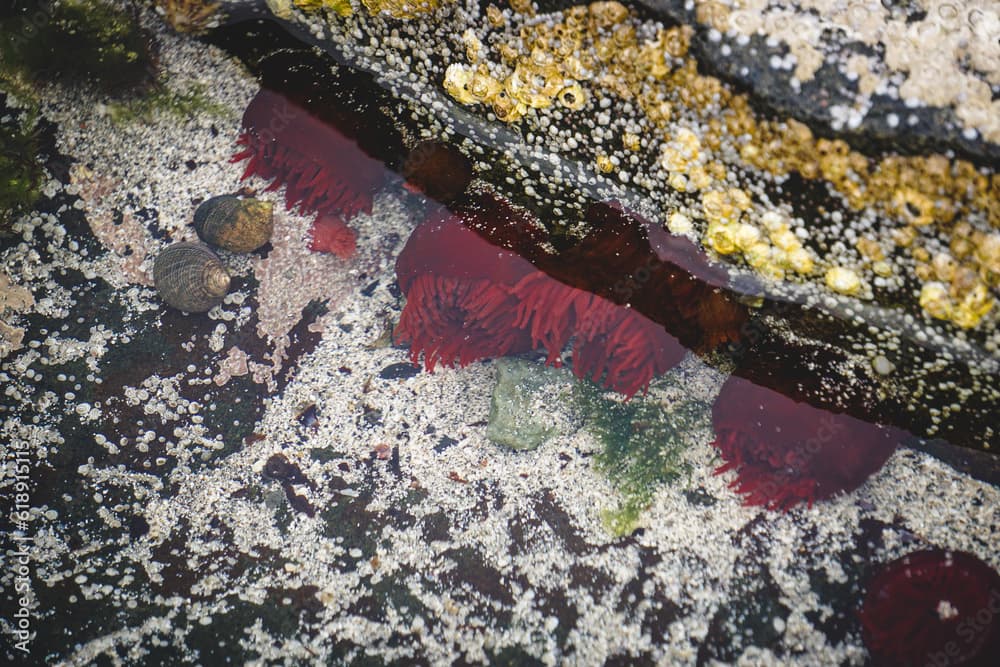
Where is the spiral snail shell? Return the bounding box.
[153,242,231,312]
[193,195,274,253]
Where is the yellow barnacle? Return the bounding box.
[462,28,484,63]
[676,127,702,157]
[759,262,786,282]
[706,222,737,255]
[825,266,862,295]
[950,266,979,298]
[727,187,752,212]
[667,172,688,192]
[931,253,957,282]
[667,212,693,235]
[506,63,553,109]
[856,237,885,261]
[643,99,672,126]
[974,233,1000,286]
[892,225,918,248]
[590,1,629,28]
[498,43,520,64]
[491,91,526,122]
[443,64,477,105]
[558,83,586,110]
[661,26,691,59]
[469,66,502,101]
[485,3,504,26]
[786,247,815,274]
[951,284,994,329]
[595,154,614,173]
[660,146,688,173]
[893,187,936,227]
[508,0,533,16]
[760,210,786,233]
[660,146,688,174]
[622,133,641,152]
[733,223,760,250]
[744,242,772,269]
[919,282,953,321]
[701,190,736,225]
[688,164,712,190]
[872,261,893,277]
[769,226,800,251]
[563,55,591,81]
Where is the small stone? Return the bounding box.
[872,356,895,376]
[379,362,422,379]
[486,358,570,451]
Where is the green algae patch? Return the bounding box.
[107,83,230,124]
[575,381,710,537]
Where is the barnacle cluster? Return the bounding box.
[434,1,997,329]
[362,0,449,19]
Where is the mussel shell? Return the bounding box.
[193,195,274,253]
[153,242,231,312]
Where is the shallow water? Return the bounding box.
[1,1,999,665]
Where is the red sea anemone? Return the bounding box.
[860,549,1000,667]
[711,375,902,510]
[232,88,388,258]
[395,204,686,397]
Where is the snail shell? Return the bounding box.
[193,195,274,253]
[153,242,231,312]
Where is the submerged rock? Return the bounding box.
[487,357,573,451]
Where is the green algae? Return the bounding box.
[575,381,710,537]
[485,357,710,535]
[107,83,230,125]
[0,106,43,230]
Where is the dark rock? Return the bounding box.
[378,362,421,379]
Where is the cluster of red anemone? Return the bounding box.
[231,85,904,512]
[394,200,686,398]
[392,186,906,509]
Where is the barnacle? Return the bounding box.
[825,267,863,296]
